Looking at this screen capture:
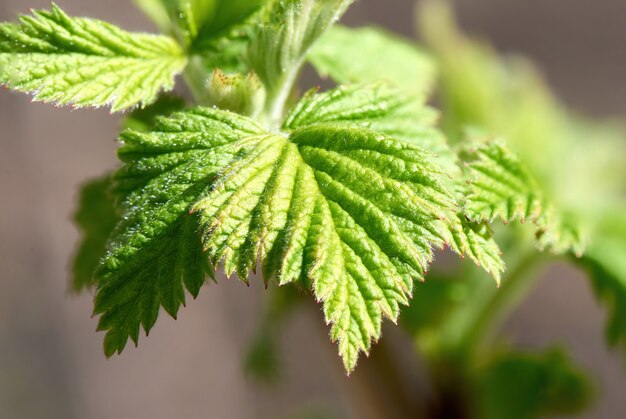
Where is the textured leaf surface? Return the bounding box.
[445,218,504,282]
[460,141,585,256]
[309,25,436,97]
[96,84,496,371]
[283,83,502,279]
[283,83,452,163]
[0,5,186,111]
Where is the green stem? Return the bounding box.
[182,55,209,104]
[459,250,548,354]
[263,62,302,129]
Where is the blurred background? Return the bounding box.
[1,0,625,418]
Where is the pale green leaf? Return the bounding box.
[309,25,436,97]
[445,218,504,283]
[248,0,353,122]
[95,82,489,371]
[283,82,455,171]
[460,140,586,256]
[420,1,623,253]
[192,125,455,370]
[0,4,186,111]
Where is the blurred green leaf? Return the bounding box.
[420,0,626,223]
[192,0,267,51]
[400,272,470,335]
[473,348,593,419]
[422,0,626,361]
[308,25,436,97]
[244,285,303,382]
[71,175,120,292]
[579,207,626,350]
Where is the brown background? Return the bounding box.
[1,0,625,418]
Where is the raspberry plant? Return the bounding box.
[1,1,625,417]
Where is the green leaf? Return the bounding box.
[578,207,626,350]
[420,1,624,253]
[474,348,593,419]
[282,83,502,280]
[94,108,256,355]
[0,4,187,112]
[135,0,267,49]
[283,82,502,279]
[460,140,585,256]
[309,25,436,97]
[122,94,186,132]
[248,0,353,123]
[193,125,455,371]
[446,218,504,282]
[96,83,489,371]
[282,82,451,163]
[71,175,120,292]
[96,213,214,356]
[191,0,268,51]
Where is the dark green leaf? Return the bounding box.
[71,175,120,292]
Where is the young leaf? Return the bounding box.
[460,140,585,256]
[248,0,353,123]
[282,82,502,279]
[446,218,504,282]
[308,25,436,97]
[72,175,120,292]
[283,82,456,172]
[191,0,268,51]
[0,4,187,112]
[96,84,487,371]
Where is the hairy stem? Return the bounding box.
[183,55,209,103]
[264,63,302,129]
